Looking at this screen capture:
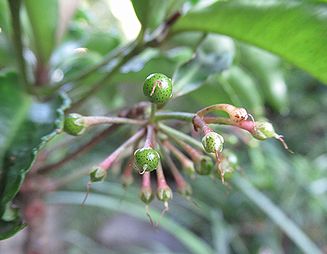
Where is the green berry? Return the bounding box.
[202,132,224,153]
[89,166,106,182]
[195,156,213,175]
[143,73,173,104]
[157,186,173,202]
[134,147,160,172]
[140,187,154,204]
[63,113,86,136]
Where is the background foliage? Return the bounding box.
[0,0,327,253]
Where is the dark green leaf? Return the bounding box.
[0,83,70,239]
[172,1,327,84]
[0,72,30,166]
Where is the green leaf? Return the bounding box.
[48,191,215,254]
[131,0,170,30]
[0,72,30,166]
[24,0,58,63]
[172,1,327,84]
[0,88,70,239]
[218,66,264,116]
[239,44,289,114]
[0,0,11,35]
[173,35,234,97]
[232,175,323,254]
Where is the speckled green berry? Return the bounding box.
[134,147,160,172]
[89,166,106,182]
[63,113,86,136]
[143,73,173,104]
[195,156,213,175]
[157,186,173,202]
[202,132,224,153]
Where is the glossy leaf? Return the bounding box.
[24,0,58,62]
[0,72,30,166]
[0,88,70,239]
[172,1,327,84]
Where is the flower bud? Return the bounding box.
[140,187,154,204]
[143,73,173,104]
[195,156,213,175]
[157,186,173,202]
[134,147,160,172]
[177,183,192,197]
[252,121,276,140]
[89,166,106,182]
[202,132,224,153]
[182,160,196,176]
[64,113,86,136]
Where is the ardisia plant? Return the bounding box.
[63,72,290,218]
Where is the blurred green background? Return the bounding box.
[0,0,327,253]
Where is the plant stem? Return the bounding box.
[149,103,157,123]
[43,42,134,95]
[163,140,192,165]
[8,0,30,92]
[99,128,145,170]
[69,44,143,110]
[158,124,202,149]
[155,112,195,122]
[156,163,168,188]
[82,116,146,126]
[144,125,155,148]
[38,125,120,174]
[193,115,212,135]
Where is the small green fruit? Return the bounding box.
[143,73,173,104]
[134,147,160,172]
[157,186,173,202]
[89,166,106,182]
[195,156,213,175]
[202,132,224,153]
[140,187,154,204]
[64,113,86,136]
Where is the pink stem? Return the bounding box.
[156,164,168,188]
[142,171,151,189]
[193,115,212,135]
[144,125,155,148]
[99,128,145,170]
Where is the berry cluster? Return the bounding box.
[64,73,289,215]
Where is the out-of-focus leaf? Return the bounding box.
[172,1,327,84]
[82,32,121,56]
[239,44,289,114]
[0,88,70,239]
[0,35,14,68]
[232,174,323,254]
[173,35,234,97]
[131,0,170,30]
[24,0,58,63]
[48,191,215,254]
[0,1,11,35]
[218,66,264,116]
[0,72,30,166]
